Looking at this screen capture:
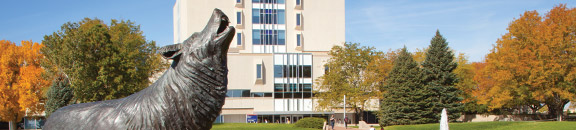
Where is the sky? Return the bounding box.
[1,0,575,62]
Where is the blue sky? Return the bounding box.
[1,0,575,62]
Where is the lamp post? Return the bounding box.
[343,95,346,121]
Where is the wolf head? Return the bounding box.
[160,8,235,68]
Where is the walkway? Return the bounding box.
[325,126,367,130]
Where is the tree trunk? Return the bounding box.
[357,107,365,121]
[547,94,569,121]
[8,121,16,130]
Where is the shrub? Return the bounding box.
[295,117,325,129]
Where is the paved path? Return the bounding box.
[325,126,363,130]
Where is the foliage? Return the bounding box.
[41,18,168,103]
[0,40,49,125]
[454,54,490,114]
[45,75,74,117]
[475,4,576,121]
[314,42,383,121]
[211,123,318,130]
[379,47,427,126]
[294,117,326,129]
[420,30,463,121]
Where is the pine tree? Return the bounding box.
[379,47,426,126]
[45,75,74,117]
[421,30,462,122]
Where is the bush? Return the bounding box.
[295,117,325,129]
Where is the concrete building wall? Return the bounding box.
[299,0,345,52]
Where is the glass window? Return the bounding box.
[274,65,283,78]
[278,30,285,45]
[296,0,301,5]
[296,14,301,26]
[242,90,251,97]
[256,64,262,79]
[278,0,285,4]
[252,0,260,3]
[253,30,261,45]
[237,33,242,45]
[252,9,260,24]
[296,34,301,46]
[236,12,242,24]
[303,65,311,78]
[274,84,284,92]
[278,10,285,24]
[237,0,242,3]
[226,90,251,97]
[251,92,272,97]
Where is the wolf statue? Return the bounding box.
[43,9,235,130]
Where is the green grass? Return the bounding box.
[211,123,319,130]
[385,121,576,130]
[211,121,576,130]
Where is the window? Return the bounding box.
[296,34,301,46]
[251,92,273,97]
[296,14,301,26]
[256,64,262,79]
[253,0,284,4]
[296,0,301,5]
[237,0,242,3]
[236,12,242,24]
[226,90,251,97]
[274,65,312,78]
[253,29,285,45]
[252,9,260,24]
[278,10,285,24]
[253,30,261,44]
[237,33,242,45]
[252,9,285,24]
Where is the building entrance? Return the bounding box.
[280,115,303,124]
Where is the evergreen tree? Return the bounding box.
[379,47,426,126]
[421,30,462,122]
[45,75,74,117]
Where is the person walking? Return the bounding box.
[330,115,335,130]
[344,116,349,129]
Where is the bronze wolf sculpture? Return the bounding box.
[43,9,235,130]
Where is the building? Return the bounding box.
[173,0,345,123]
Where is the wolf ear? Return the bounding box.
[159,43,182,59]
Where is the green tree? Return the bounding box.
[314,43,383,122]
[44,75,73,117]
[41,18,168,102]
[420,30,462,122]
[379,47,427,126]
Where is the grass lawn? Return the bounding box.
[385,121,576,130]
[211,123,318,130]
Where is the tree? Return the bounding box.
[379,47,427,126]
[44,75,73,117]
[41,18,168,102]
[453,54,490,114]
[314,42,382,122]
[0,40,49,130]
[420,30,462,122]
[477,4,576,121]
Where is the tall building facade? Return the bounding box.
[174,0,345,123]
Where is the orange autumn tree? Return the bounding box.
[476,4,576,121]
[0,40,49,129]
